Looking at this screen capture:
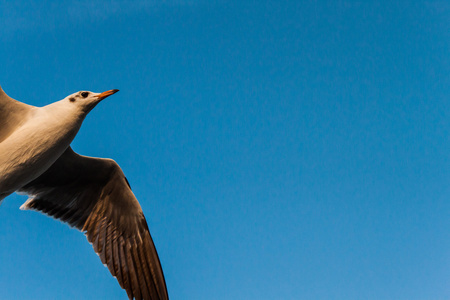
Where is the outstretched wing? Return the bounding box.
[0,85,35,143]
[18,147,169,300]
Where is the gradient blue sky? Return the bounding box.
[1,1,450,299]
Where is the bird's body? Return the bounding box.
[0,86,168,300]
[0,101,82,199]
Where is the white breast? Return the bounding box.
[0,102,83,196]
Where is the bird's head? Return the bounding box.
[66,89,119,113]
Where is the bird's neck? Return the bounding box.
[42,100,87,132]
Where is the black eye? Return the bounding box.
[81,92,89,98]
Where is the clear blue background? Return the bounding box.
[1,1,450,299]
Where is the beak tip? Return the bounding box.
[96,89,120,100]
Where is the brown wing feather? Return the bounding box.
[18,147,169,300]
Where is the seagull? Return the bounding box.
[0,86,169,300]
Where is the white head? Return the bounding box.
[65,89,119,114]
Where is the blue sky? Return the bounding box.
[1,1,450,299]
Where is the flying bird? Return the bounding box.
[0,86,169,300]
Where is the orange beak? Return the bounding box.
[96,89,119,100]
